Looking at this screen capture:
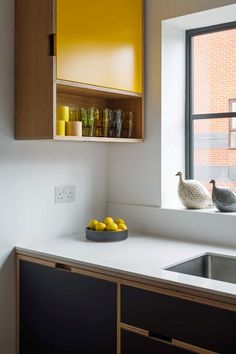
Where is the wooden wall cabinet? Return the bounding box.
[15,0,144,142]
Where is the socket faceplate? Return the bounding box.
[55,185,75,204]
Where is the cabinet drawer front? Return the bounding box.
[20,260,117,354]
[121,285,236,353]
[121,330,191,354]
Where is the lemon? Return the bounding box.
[95,222,106,231]
[118,223,128,231]
[115,218,125,225]
[104,217,114,225]
[88,219,98,230]
[107,222,118,231]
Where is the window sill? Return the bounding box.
[161,205,236,216]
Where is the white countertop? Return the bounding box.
[16,233,236,300]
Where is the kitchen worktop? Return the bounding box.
[16,233,236,300]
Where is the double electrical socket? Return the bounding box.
[55,185,75,204]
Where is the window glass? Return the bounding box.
[192,28,236,114]
[193,118,236,191]
[231,101,236,131]
[231,118,236,129]
[232,101,236,112]
[230,132,236,147]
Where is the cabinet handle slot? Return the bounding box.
[149,331,172,343]
[55,263,71,272]
[49,33,56,56]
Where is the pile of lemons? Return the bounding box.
[88,217,128,232]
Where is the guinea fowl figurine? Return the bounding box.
[210,180,236,212]
[176,172,213,209]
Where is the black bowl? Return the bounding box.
[85,227,128,242]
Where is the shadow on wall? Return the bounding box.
[0,249,16,353]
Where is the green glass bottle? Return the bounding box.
[94,108,102,137]
[80,108,88,136]
[103,108,109,137]
[127,111,135,138]
[87,107,95,137]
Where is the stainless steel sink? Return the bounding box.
[165,253,236,285]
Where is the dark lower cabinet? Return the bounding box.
[19,258,236,354]
[121,330,190,354]
[121,285,236,354]
[20,260,117,354]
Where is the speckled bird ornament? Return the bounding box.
[176,172,213,209]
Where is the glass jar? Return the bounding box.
[87,107,95,137]
[115,109,123,138]
[122,111,135,138]
[80,108,88,136]
[94,108,103,137]
[103,108,109,137]
[127,111,135,138]
[108,110,115,137]
[69,108,79,121]
[108,109,123,138]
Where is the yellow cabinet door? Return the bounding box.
[56,0,143,94]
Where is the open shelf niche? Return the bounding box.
[55,80,144,143]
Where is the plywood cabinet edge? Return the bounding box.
[15,253,236,311]
[15,0,55,140]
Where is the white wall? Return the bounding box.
[0,0,108,352]
[108,0,236,245]
[161,22,186,207]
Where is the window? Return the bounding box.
[186,22,236,191]
[230,100,236,147]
